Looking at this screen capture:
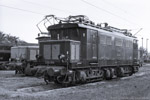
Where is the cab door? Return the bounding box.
[91,30,98,60]
[133,39,138,65]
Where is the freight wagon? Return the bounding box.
[11,46,39,61]
[9,46,39,73]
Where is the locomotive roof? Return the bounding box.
[39,39,80,43]
[47,23,136,40]
[38,15,137,40]
[47,23,79,30]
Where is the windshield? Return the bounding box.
[50,28,79,40]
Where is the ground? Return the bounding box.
[0,64,150,100]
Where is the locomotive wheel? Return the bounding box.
[55,76,72,86]
[105,69,111,80]
[98,70,104,79]
[109,68,115,79]
[54,76,68,84]
[54,76,63,84]
[133,66,139,73]
[117,67,124,77]
[128,67,133,76]
[24,63,32,76]
[129,72,133,76]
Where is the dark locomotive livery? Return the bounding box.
[37,15,139,85]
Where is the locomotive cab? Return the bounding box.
[40,40,80,67]
[39,40,81,84]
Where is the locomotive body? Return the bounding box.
[37,15,139,85]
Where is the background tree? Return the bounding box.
[0,31,27,46]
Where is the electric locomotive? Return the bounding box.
[37,15,139,85]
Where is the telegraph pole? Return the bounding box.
[142,37,143,53]
[146,39,149,53]
[141,38,143,62]
[146,39,149,61]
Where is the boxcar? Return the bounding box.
[9,46,39,73]
[11,46,39,62]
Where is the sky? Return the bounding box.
[0,0,150,51]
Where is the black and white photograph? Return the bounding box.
[0,0,150,100]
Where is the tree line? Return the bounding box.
[0,31,27,46]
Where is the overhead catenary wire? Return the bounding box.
[21,0,74,14]
[101,0,137,19]
[1,0,139,27]
[0,0,75,17]
[0,4,45,15]
[101,0,128,14]
[1,0,143,33]
[80,0,140,26]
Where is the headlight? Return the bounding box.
[54,69,59,72]
[68,70,73,74]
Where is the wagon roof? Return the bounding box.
[11,46,39,49]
